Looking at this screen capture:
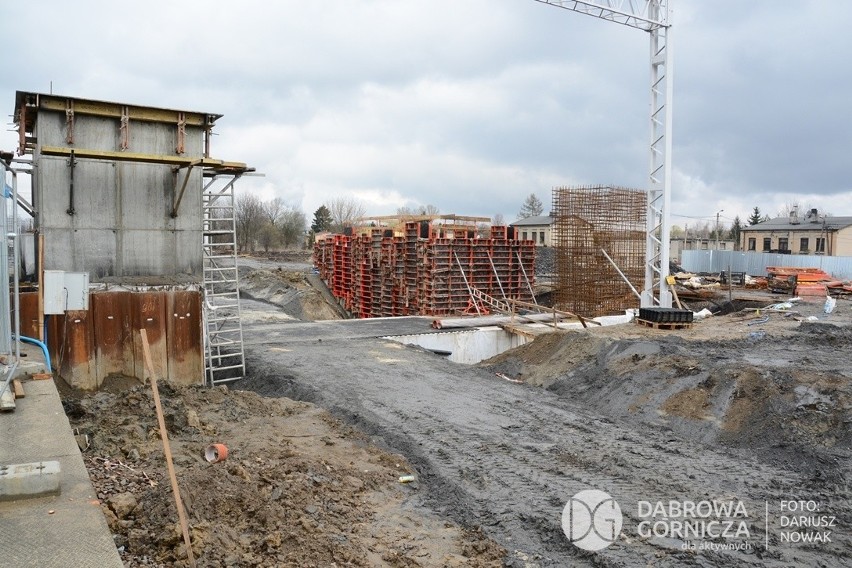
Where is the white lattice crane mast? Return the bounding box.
[534,0,674,308]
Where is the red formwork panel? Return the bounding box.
[313,226,535,318]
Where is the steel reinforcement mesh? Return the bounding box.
[313,224,535,318]
[553,185,647,317]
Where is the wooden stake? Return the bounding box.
[139,329,196,567]
[666,275,684,310]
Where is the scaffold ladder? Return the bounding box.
[202,175,245,385]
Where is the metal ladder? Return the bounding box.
[469,287,513,315]
[202,175,246,385]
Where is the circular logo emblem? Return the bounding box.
[562,489,623,551]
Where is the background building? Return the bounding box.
[510,215,554,246]
[740,208,852,256]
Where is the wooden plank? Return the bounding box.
[636,319,692,330]
[12,379,24,398]
[0,387,15,411]
[139,329,196,568]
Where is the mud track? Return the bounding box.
[238,302,851,567]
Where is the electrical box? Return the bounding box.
[43,270,89,314]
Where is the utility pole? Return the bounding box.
[715,209,723,250]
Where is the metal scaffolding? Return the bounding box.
[553,185,646,317]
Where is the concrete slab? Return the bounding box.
[0,378,123,567]
[0,461,61,500]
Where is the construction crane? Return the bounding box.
[534,0,673,308]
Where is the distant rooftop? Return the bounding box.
[746,215,852,232]
[511,215,553,226]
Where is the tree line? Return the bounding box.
[235,196,375,253]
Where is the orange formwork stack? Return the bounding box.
[313,223,535,318]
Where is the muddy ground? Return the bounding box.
[64,259,852,566]
[64,381,505,567]
[234,270,851,567]
[484,305,852,477]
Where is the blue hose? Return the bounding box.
[15,335,51,372]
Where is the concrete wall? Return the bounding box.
[33,111,205,281]
[387,327,529,365]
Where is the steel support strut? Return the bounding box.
[643,1,673,307]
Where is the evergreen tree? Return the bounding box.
[311,205,333,233]
[728,215,743,249]
[518,193,544,219]
[747,206,763,226]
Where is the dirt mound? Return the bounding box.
[66,384,505,567]
[240,268,342,321]
[481,319,852,474]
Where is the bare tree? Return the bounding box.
[262,197,287,225]
[326,197,367,233]
[492,213,505,226]
[397,204,439,220]
[279,208,307,249]
[235,193,264,252]
[258,222,281,253]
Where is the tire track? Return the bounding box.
[239,320,851,567]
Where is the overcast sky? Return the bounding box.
[3,0,851,230]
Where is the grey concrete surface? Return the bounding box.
[0,379,123,567]
[238,309,851,567]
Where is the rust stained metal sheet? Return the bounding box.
[61,309,96,390]
[38,289,205,389]
[166,290,203,385]
[18,291,41,339]
[92,291,133,385]
[132,292,168,383]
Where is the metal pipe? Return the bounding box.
[601,248,642,301]
[66,150,76,215]
[515,251,538,305]
[486,252,508,300]
[453,251,481,316]
[11,169,20,362]
[433,312,575,330]
[0,361,20,400]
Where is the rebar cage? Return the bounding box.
[553,185,647,317]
